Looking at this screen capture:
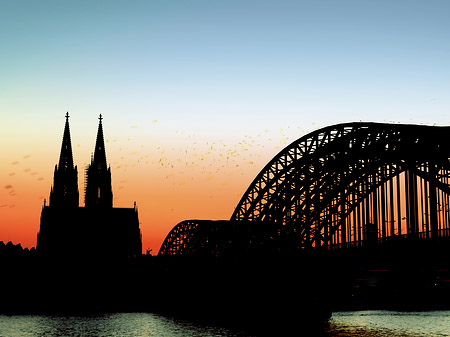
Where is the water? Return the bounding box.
[327,310,450,337]
[0,311,449,336]
[0,313,247,337]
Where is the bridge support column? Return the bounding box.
[314,185,322,249]
[340,191,346,247]
[408,170,419,235]
[429,163,439,239]
[404,171,411,234]
[396,172,402,236]
[424,177,430,238]
[389,168,395,237]
[380,180,386,240]
[372,184,378,232]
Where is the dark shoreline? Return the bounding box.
[3,237,450,335]
[0,253,331,335]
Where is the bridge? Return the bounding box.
[159,122,450,256]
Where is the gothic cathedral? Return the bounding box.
[37,113,142,259]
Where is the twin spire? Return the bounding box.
[50,113,112,208]
[85,113,113,208]
[58,112,74,171]
[92,114,108,172]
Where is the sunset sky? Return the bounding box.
[1,0,450,253]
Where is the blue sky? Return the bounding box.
[2,0,450,132]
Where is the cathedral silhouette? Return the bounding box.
[37,113,142,259]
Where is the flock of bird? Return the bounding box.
[2,122,320,209]
[6,119,426,209]
[104,125,311,193]
[2,154,46,209]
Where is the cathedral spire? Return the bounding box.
[93,114,107,171]
[85,114,113,208]
[49,112,79,208]
[58,112,74,171]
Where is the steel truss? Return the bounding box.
[158,220,279,256]
[160,122,450,255]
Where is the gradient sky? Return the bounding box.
[1,0,450,253]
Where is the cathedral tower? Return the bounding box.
[85,114,113,208]
[38,113,141,259]
[49,112,79,208]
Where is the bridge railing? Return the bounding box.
[327,227,450,250]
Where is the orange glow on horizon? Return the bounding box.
[1,121,304,254]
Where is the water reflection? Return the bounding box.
[328,310,450,337]
[0,313,248,337]
[1,311,450,336]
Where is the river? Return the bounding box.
[328,310,450,336]
[0,311,449,336]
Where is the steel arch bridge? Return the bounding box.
[159,122,450,256]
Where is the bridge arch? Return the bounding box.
[160,123,450,255]
[231,122,450,249]
[158,220,223,256]
[158,219,279,256]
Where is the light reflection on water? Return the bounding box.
[328,310,450,337]
[0,313,247,337]
[1,311,450,336]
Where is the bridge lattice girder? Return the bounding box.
[231,122,450,248]
[158,219,279,256]
[160,122,450,255]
